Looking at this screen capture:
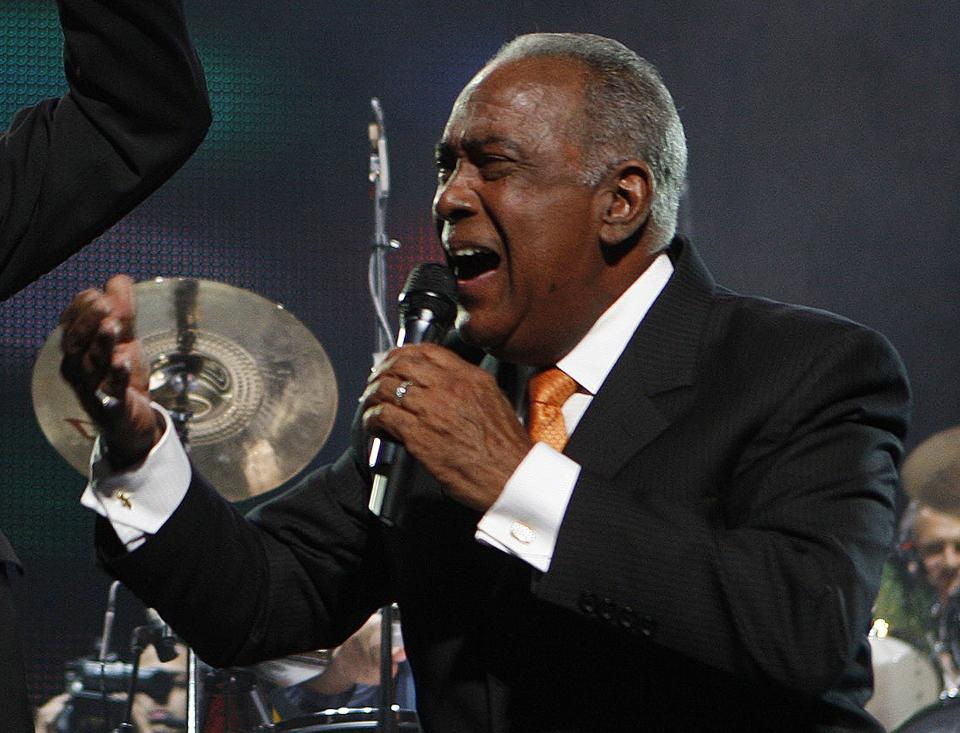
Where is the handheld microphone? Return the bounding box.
[368,263,457,525]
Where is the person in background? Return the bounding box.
[0,1,210,729]
[874,425,960,691]
[34,643,188,733]
[266,613,416,718]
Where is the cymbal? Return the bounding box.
[901,425,960,514]
[32,277,338,501]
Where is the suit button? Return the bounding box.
[639,615,658,637]
[618,606,637,631]
[598,597,617,622]
[578,592,598,615]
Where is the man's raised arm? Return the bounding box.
[0,0,211,299]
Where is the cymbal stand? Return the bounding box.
[165,281,204,731]
[168,278,199,448]
[164,278,273,732]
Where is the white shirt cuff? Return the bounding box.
[80,404,192,549]
[475,442,580,572]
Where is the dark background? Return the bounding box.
[0,0,957,708]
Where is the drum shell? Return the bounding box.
[866,635,941,731]
[894,694,960,732]
[260,708,421,732]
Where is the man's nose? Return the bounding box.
[433,164,477,223]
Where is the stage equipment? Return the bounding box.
[367,263,457,523]
[362,98,412,733]
[893,694,960,732]
[32,277,337,500]
[866,631,940,731]
[367,96,400,359]
[258,709,421,732]
[54,589,188,733]
[901,425,960,514]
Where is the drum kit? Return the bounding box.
[32,277,339,500]
[29,278,960,732]
[865,426,960,732]
[31,277,419,733]
[29,271,960,733]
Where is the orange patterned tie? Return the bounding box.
[527,367,578,452]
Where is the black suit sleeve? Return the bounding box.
[536,322,909,697]
[97,445,393,668]
[0,0,211,299]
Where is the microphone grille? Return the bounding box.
[401,262,456,298]
[398,263,458,326]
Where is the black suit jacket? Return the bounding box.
[100,237,910,732]
[1,1,209,728]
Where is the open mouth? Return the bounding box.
[446,247,501,281]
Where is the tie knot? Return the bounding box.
[528,367,578,408]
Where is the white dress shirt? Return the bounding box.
[475,253,673,570]
[82,254,673,564]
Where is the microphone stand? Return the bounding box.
[115,626,149,732]
[367,97,399,733]
[377,607,397,733]
[98,580,121,733]
[115,615,175,732]
[368,97,399,358]
[99,580,121,662]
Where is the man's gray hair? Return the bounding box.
[491,33,687,245]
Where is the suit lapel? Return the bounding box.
[564,237,716,479]
[474,238,717,480]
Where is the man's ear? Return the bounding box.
[598,160,653,246]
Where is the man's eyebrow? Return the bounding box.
[434,136,520,161]
[434,141,455,162]
[463,135,517,153]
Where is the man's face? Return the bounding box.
[915,507,960,603]
[136,645,188,733]
[433,57,611,366]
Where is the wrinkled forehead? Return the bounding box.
[442,57,588,141]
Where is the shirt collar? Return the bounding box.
[556,252,673,395]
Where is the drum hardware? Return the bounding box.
[115,614,181,732]
[258,709,421,733]
[199,666,271,733]
[367,95,400,361]
[901,425,960,515]
[34,278,338,732]
[58,584,186,733]
[366,99,409,733]
[278,651,333,668]
[36,97,412,731]
[867,630,941,731]
[56,658,182,733]
[893,691,960,732]
[66,659,177,702]
[32,277,338,501]
[377,606,396,733]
